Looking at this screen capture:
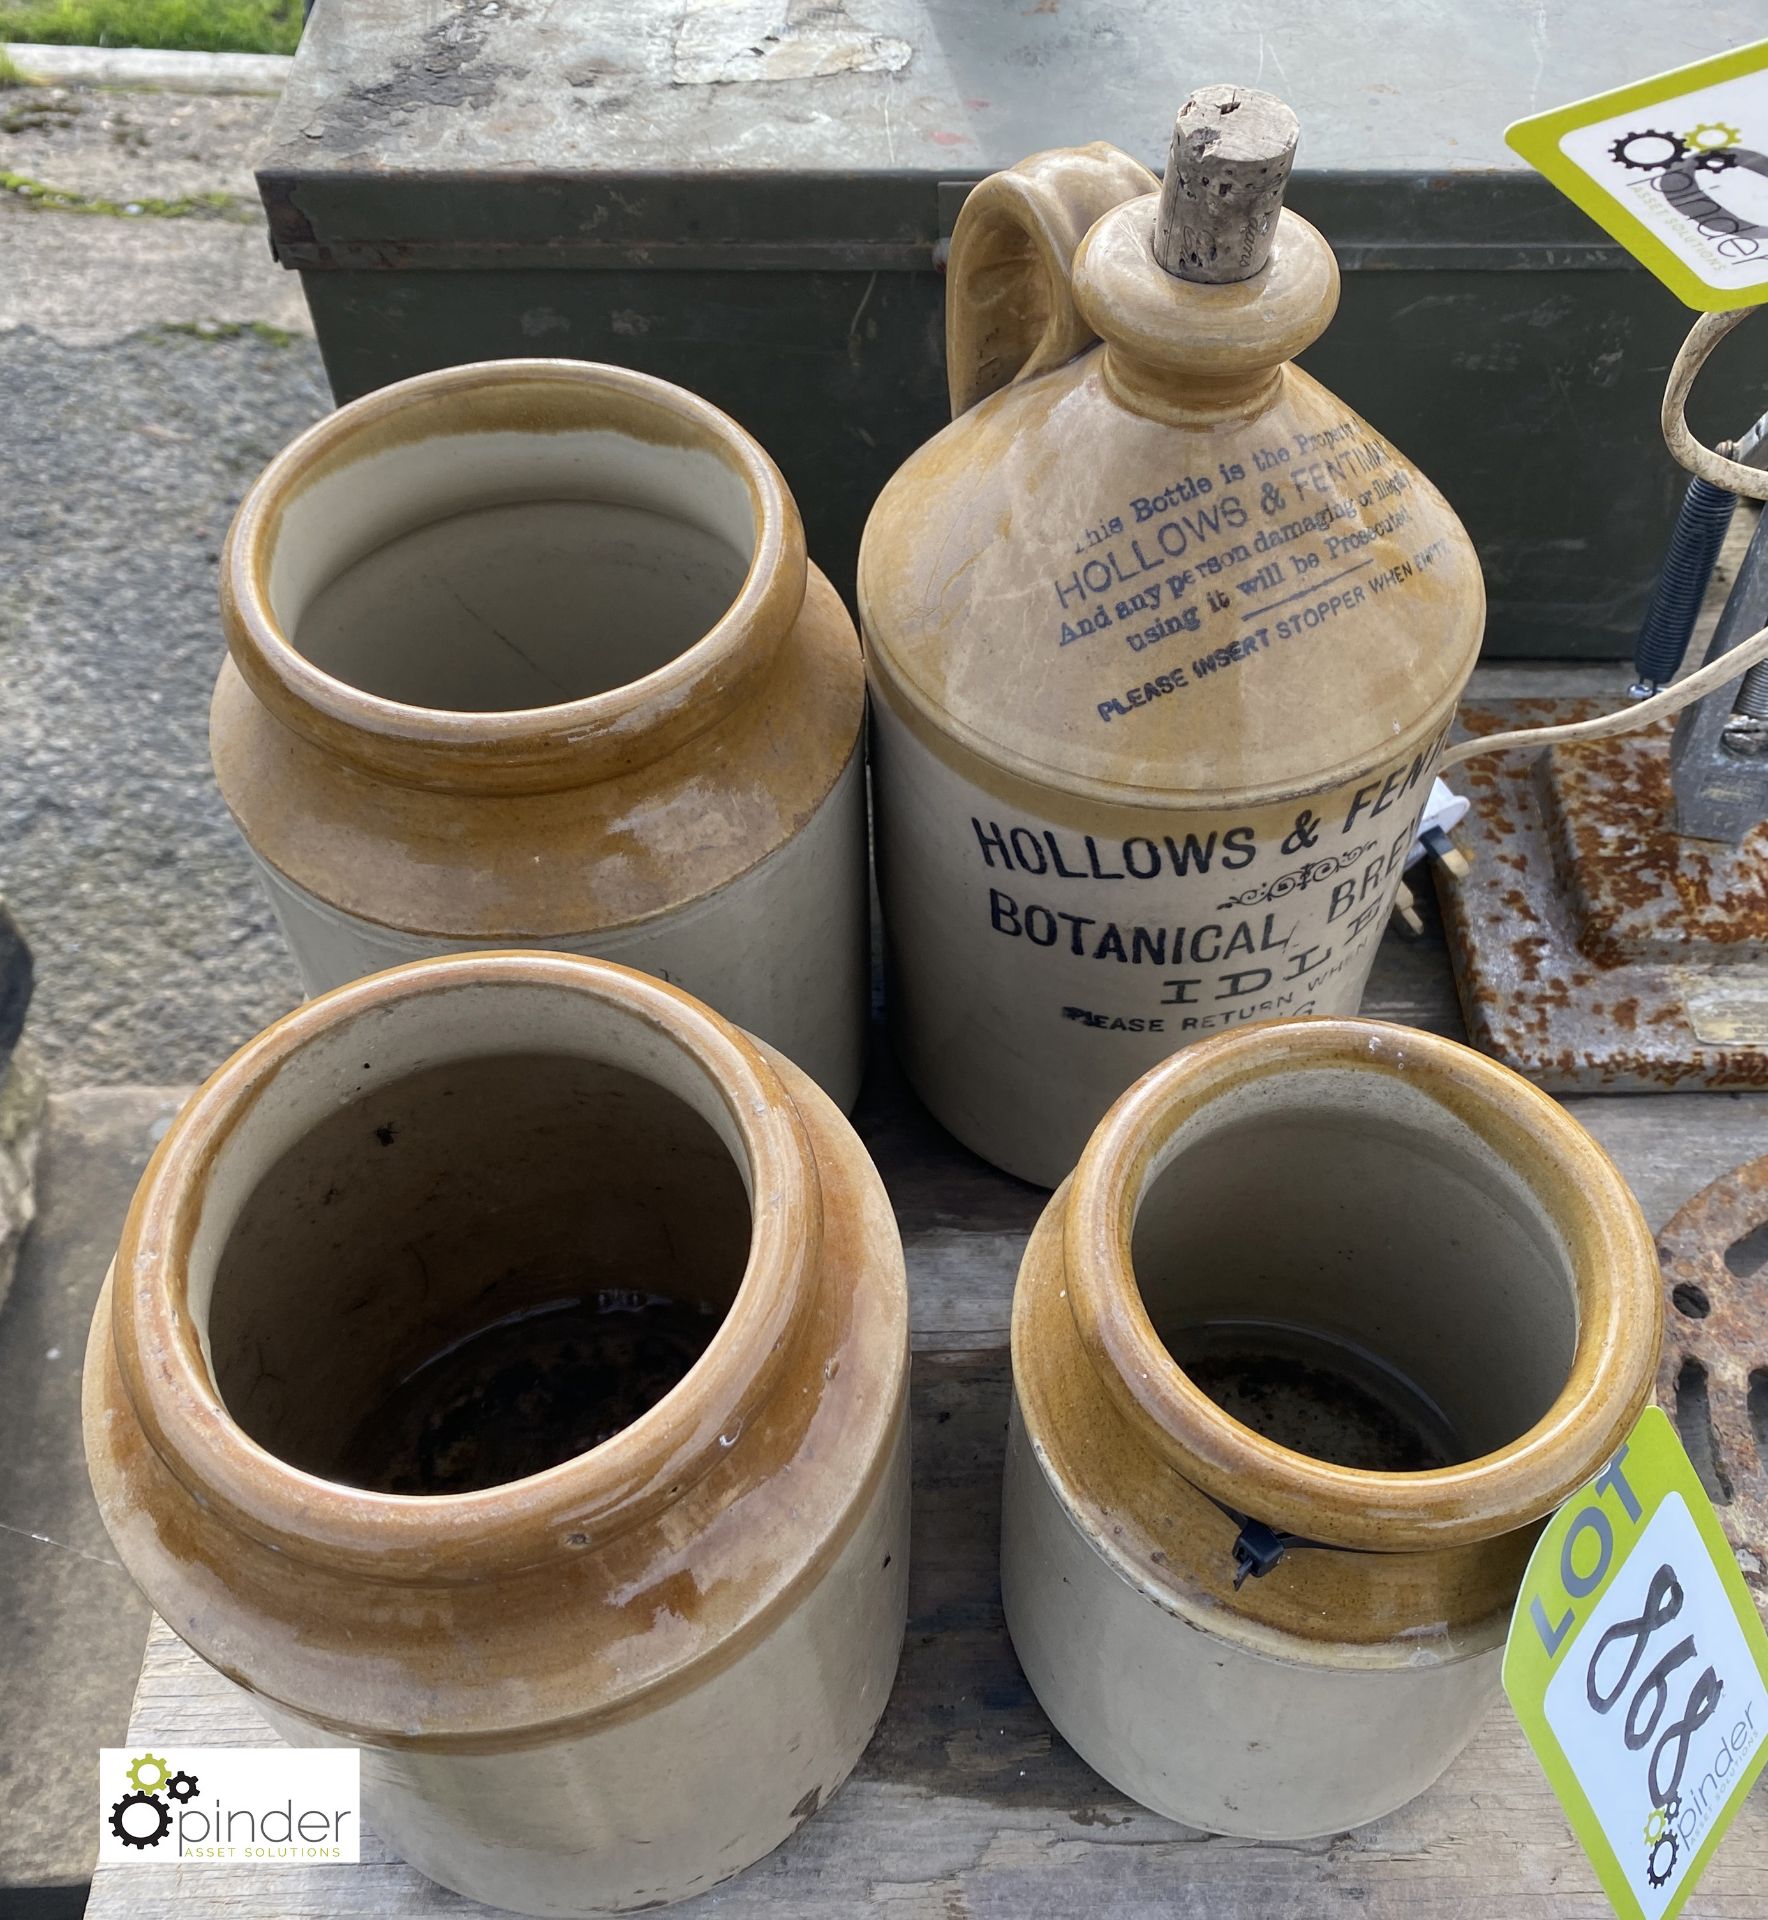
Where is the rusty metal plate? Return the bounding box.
[1655,1154,1768,1616]
[1435,700,1768,1089]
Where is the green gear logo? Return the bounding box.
[125,1752,169,1794]
[1683,121,1741,152]
[1642,1792,1682,1891]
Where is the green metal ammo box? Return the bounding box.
[258,2,1762,656]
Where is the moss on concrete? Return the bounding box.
[1,167,250,219]
[152,317,294,346]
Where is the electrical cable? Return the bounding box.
[1442,615,1768,769]
[1445,305,1768,769]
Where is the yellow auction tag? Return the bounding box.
[1504,1407,1768,1919]
[1507,40,1768,311]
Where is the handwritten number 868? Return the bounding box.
[1586,1562,1724,1809]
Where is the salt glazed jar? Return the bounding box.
[84,953,910,1916]
[859,89,1486,1183]
[213,360,867,1109]
[1003,1017,1660,1838]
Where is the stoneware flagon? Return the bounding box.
[213,359,868,1110]
[1002,1016,1661,1838]
[858,91,1486,1184]
[83,953,911,1916]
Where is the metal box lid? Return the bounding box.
[263,2,1762,273]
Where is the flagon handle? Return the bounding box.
[945,142,1158,418]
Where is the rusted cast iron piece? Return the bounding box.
[1654,1153,1768,1615]
[1435,700,1768,1089]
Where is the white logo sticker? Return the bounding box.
[99,1747,360,1865]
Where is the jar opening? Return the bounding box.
[1129,1068,1580,1473]
[265,410,757,715]
[194,1022,754,1497]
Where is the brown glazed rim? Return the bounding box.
[219,360,808,796]
[109,952,825,1585]
[1064,1017,1660,1552]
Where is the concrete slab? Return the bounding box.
[0,83,309,343]
[0,327,322,1087]
[0,73,331,1085]
[0,1087,187,1901]
[2,85,275,206]
[0,211,310,343]
[2,44,291,97]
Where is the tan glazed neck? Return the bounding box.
[1073,199,1341,424]
[1061,1019,1660,1554]
[220,360,807,797]
[108,954,826,1585]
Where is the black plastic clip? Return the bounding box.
[1229,1516,1295,1588]
[1203,1492,1333,1589]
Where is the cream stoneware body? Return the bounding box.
[214,360,867,1109]
[83,954,910,1916]
[1002,1017,1660,1838]
[859,144,1485,1183]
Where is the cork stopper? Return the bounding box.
[1154,85,1300,284]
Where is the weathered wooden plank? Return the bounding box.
[91,1357,1768,1919]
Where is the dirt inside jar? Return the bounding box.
[331,1290,720,1496]
[1168,1319,1465,1473]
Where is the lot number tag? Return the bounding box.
[1507,40,1768,310]
[1504,1407,1768,1919]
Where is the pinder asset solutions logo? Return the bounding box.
[1603,120,1768,266]
[99,1747,360,1865]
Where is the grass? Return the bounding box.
[0,1,301,55]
